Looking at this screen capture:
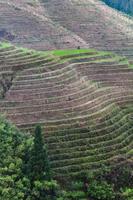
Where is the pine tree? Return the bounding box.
[29,125,51,183]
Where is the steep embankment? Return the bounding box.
[102,0,133,15]
[0,43,132,176]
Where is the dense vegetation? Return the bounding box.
[0,117,62,200]
[0,116,132,200]
[102,0,133,15]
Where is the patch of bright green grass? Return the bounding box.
[51,49,96,57]
[0,42,12,49]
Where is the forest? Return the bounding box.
[102,0,133,15]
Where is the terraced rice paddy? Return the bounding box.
[0,42,133,177]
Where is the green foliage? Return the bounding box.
[87,180,115,200]
[0,119,59,200]
[122,188,133,200]
[29,180,59,200]
[0,116,31,200]
[62,190,86,200]
[29,125,51,183]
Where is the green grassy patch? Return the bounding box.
[50,49,96,57]
[0,42,12,49]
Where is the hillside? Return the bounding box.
[0,42,133,176]
[0,0,133,199]
[102,0,133,15]
[0,0,133,62]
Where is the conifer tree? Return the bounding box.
[29,125,51,183]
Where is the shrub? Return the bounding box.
[62,190,86,200]
[87,180,115,200]
[122,188,133,200]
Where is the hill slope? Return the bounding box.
[0,43,133,176]
[0,0,133,177]
[0,0,133,62]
